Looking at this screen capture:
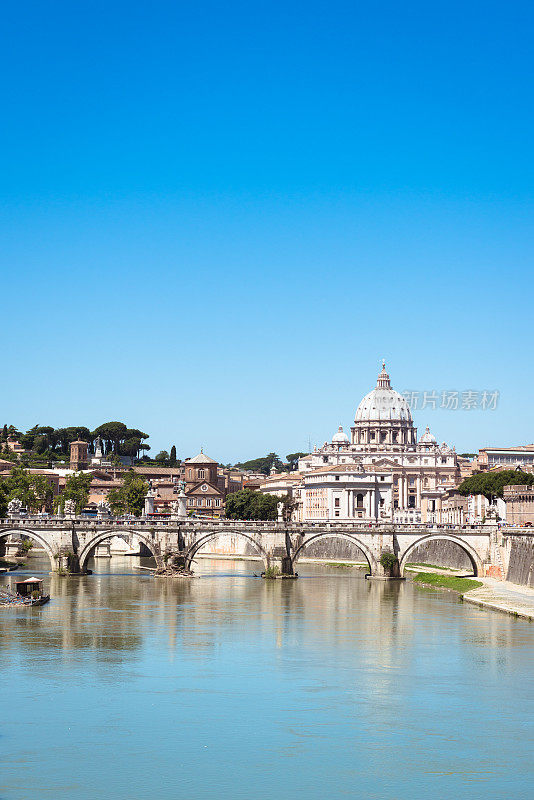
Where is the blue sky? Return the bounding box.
[1,0,532,462]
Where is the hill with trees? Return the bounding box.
[234,452,308,475]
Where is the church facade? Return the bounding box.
[296,364,460,523]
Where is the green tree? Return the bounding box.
[155,450,170,464]
[30,474,54,511]
[224,488,281,520]
[169,445,177,466]
[92,422,129,455]
[56,472,93,514]
[0,481,9,516]
[107,471,149,517]
[286,452,308,470]
[92,422,148,457]
[235,453,285,475]
[457,469,534,500]
[4,465,54,512]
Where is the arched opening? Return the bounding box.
[185,531,268,573]
[291,533,376,575]
[399,535,482,577]
[0,528,55,571]
[78,530,161,574]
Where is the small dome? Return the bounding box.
[419,426,437,445]
[332,425,349,443]
[355,363,412,423]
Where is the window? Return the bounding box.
[206,499,212,507]
[334,498,340,508]
[356,493,364,508]
[335,475,340,481]
[187,469,192,478]
[198,469,206,479]
[334,509,340,517]
[214,499,221,507]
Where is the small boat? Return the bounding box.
[13,577,50,606]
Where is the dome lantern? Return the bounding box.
[376,361,391,389]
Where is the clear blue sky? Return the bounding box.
[1,1,532,462]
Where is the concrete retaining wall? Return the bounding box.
[296,536,367,563]
[407,540,472,570]
[504,535,534,588]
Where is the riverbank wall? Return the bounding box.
[502,534,534,588]
[198,532,370,563]
[197,531,534,589]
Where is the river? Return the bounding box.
[1,554,533,799]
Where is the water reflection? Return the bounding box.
[0,556,532,800]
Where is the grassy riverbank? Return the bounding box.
[413,572,483,594]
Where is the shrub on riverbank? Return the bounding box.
[413,572,482,593]
[263,566,280,579]
[379,551,399,576]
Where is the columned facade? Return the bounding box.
[296,364,460,523]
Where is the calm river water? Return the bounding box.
[1,555,533,800]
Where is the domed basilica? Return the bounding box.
[297,363,460,522]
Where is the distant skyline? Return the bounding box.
[2,1,532,462]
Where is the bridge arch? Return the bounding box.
[78,529,163,573]
[291,532,378,575]
[0,527,56,570]
[184,530,269,571]
[399,534,484,577]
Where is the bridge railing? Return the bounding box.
[0,515,519,534]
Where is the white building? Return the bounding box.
[297,363,460,523]
[299,464,392,523]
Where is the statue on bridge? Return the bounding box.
[7,498,22,517]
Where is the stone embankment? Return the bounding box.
[463,578,534,621]
[502,534,534,587]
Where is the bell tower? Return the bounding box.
[70,440,88,471]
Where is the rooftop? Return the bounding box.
[186,450,218,464]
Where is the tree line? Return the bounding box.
[234,452,308,475]
[457,469,534,500]
[0,421,150,462]
[1,422,184,469]
[0,465,149,517]
[224,488,285,520]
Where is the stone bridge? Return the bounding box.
[0,517,520,579]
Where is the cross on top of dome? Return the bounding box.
[376,361,391,389]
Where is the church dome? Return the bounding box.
[419,426,437,445]
[355,363,412,423]
[332,425,349,443]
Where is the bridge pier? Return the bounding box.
[267,554,296,577]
